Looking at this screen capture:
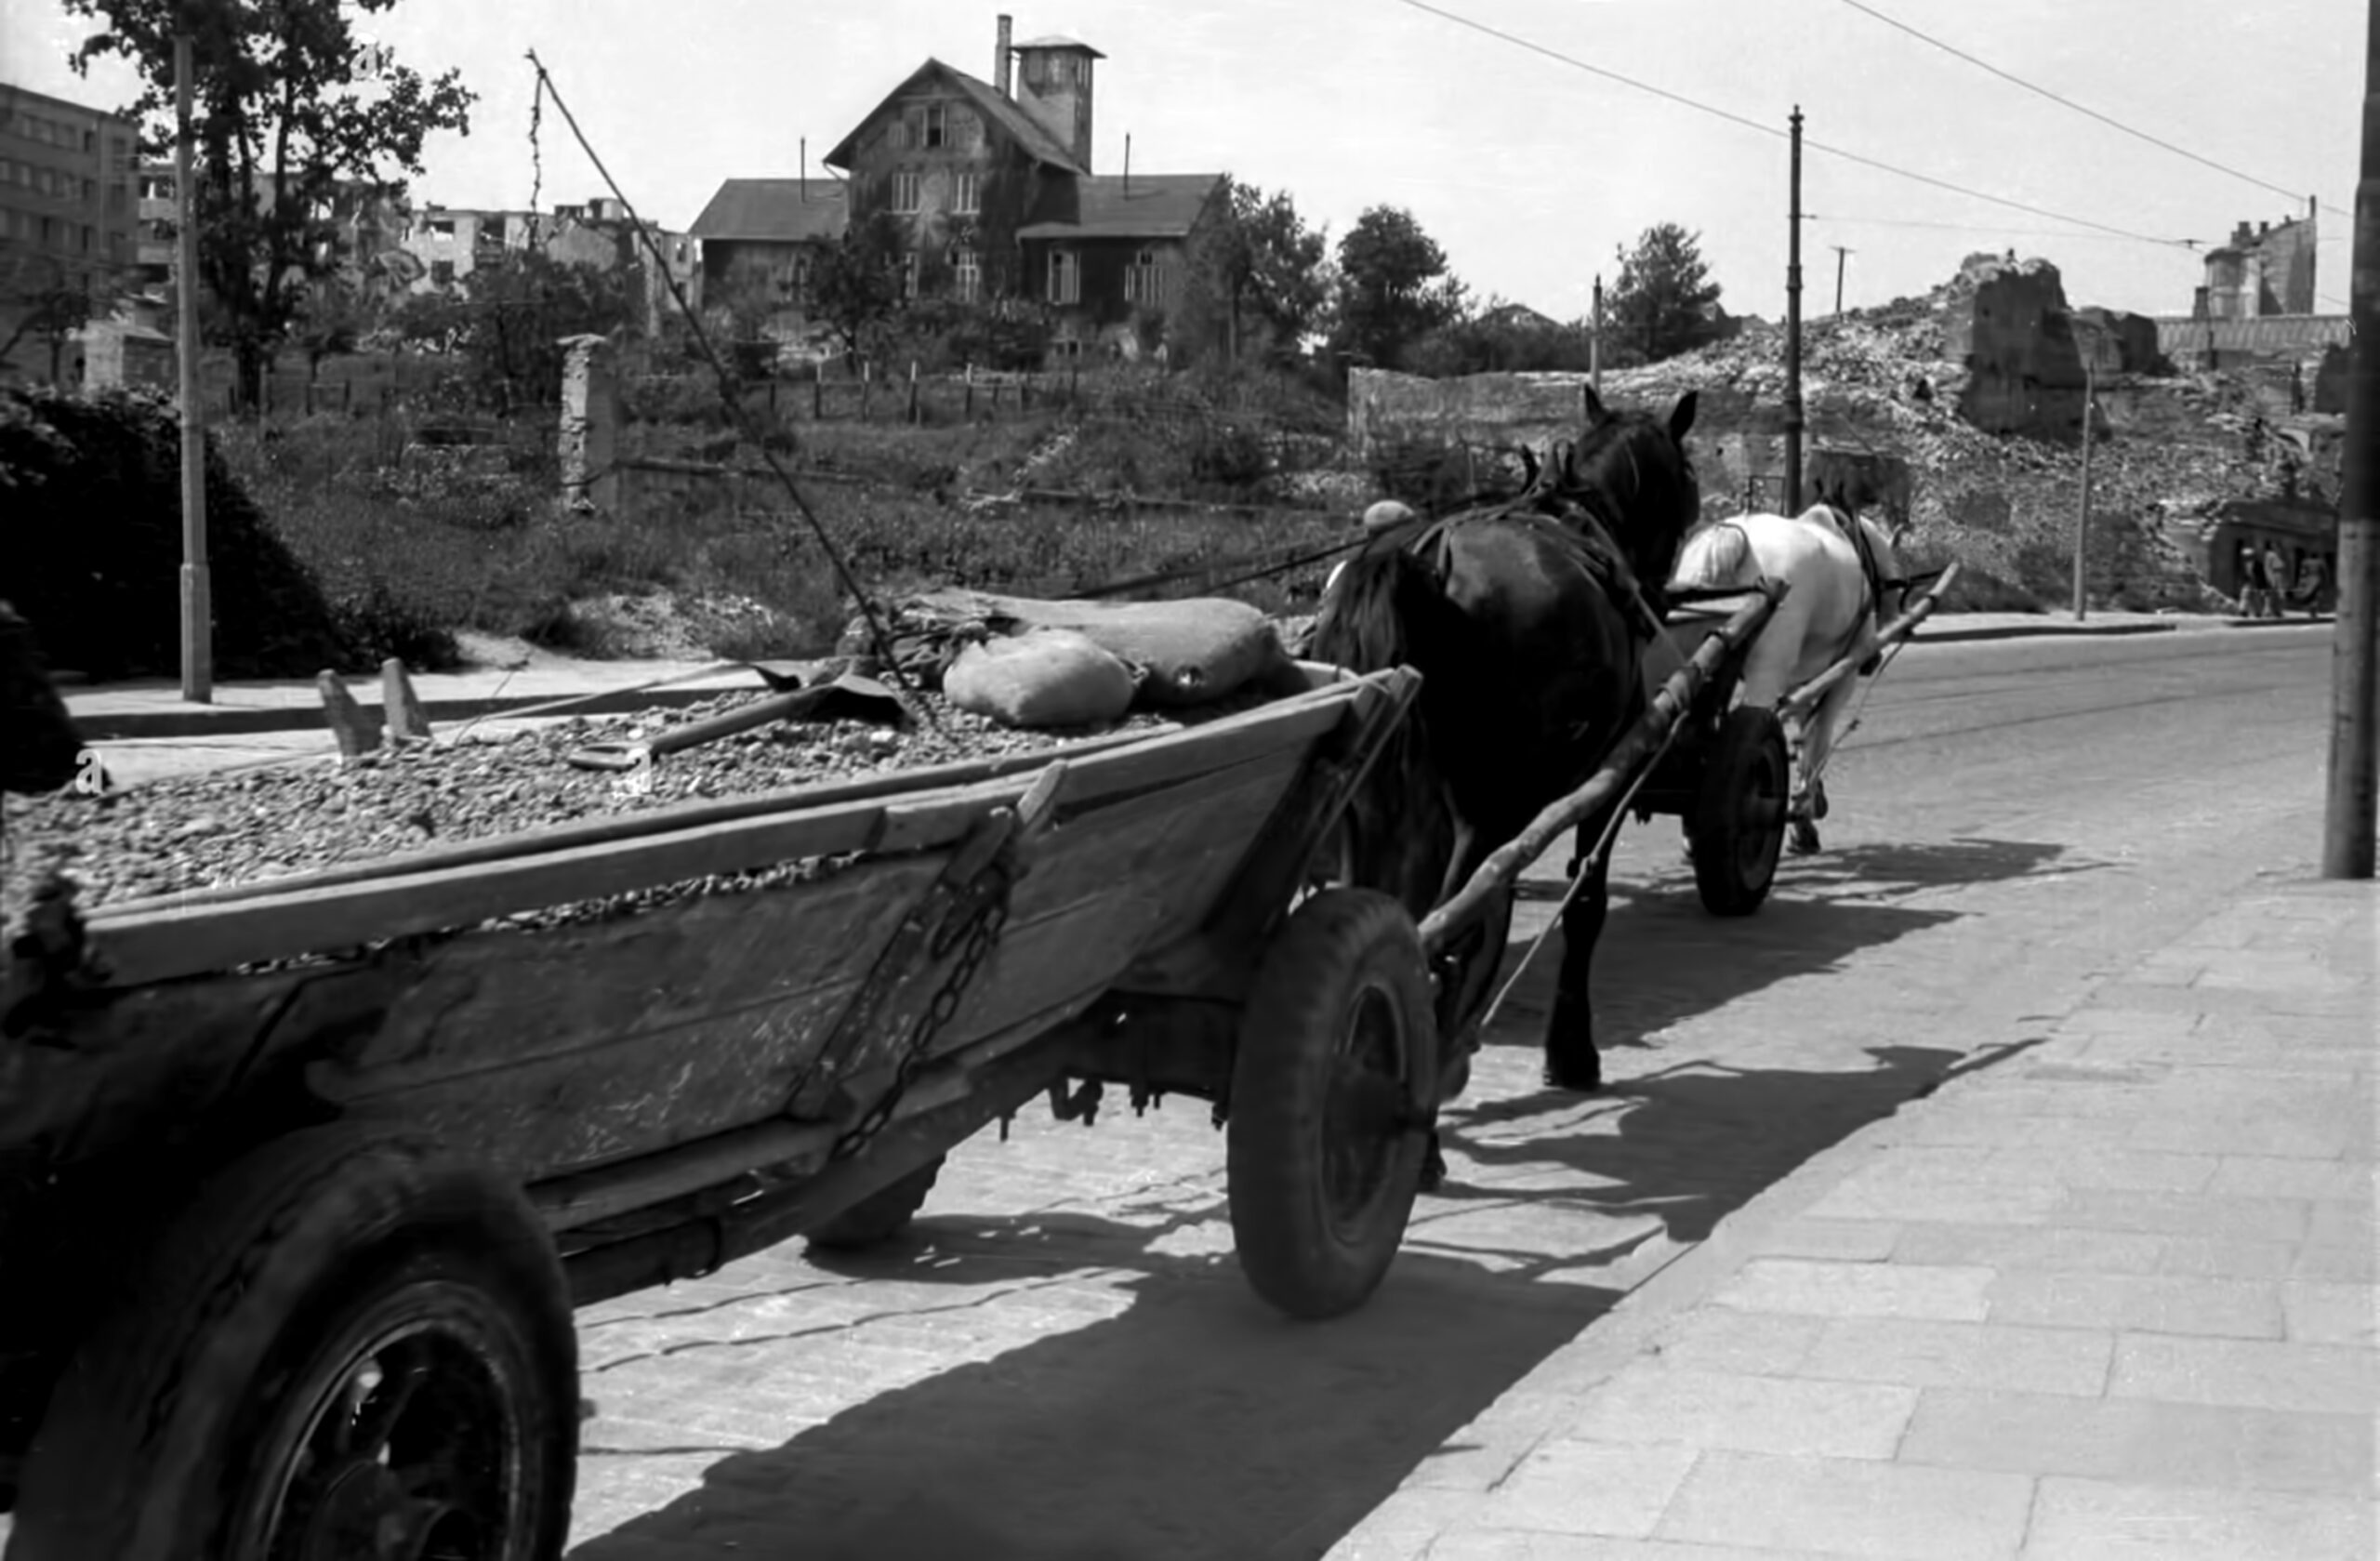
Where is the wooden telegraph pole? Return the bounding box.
[175,23,212,702]
[2074,349,2096,621]
[2323,0,2378,880]
[1591,272,1604,396]
[1784,107,1805,519]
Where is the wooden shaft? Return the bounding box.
[1420,584,1786,954]
[1784,106,1805,520]
[1781,562,1962,717]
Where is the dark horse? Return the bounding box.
[2,601,92,796]
[1311,387,1701,1175]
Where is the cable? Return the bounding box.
[1836,0,2347,221]
[1809,212,2195,245]
[1385,0,2197,250]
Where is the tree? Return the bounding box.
[1329,205,1467,370]
[65,0,475,409]
[1177,177,1331,365]
[457,249,638,413]
[803,209,909,365]
[289,277,368,379]
[0,258,98,382]
[1606,222,1726,364]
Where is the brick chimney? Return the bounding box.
[2232,221,2254,247]
[995,15,1012,97]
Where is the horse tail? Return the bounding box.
[1313,539,1456,676]
[1672,521,1753,591]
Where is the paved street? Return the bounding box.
[557,622,2371,1558]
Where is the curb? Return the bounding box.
[70,681,752,742]
[1917,621,2176,643]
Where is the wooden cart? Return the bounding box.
[0,664,1432,1558]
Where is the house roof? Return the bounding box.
[822,60,1084,176]
[1016,173,1224,240]
[1013,34,1105,56]
[688,179,849,243]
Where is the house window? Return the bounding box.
[1047,249,1079,305]
[429,218,456,237]
[950,108,978,148]
[923,103,946,149]
[1124,247,1165,306]
[954,247,980,302]
[953,172,980,215]
[902,250,919,299]
[79,224,94,253]
[430,259,455,286]
[888,118,906,151]
[892,171,921,213]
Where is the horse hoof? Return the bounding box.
[1789,820,1822,855]
[1541,1059,1603,1094]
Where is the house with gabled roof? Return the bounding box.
[693,14,1224,365]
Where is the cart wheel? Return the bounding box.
[1227,888,1438,1321]
[804,1156,945,1252]
[8,1125,577,1561]
[1687,706,1789,918]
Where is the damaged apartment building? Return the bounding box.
[691,13,1225,366]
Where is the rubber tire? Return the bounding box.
[7,1125,578,1561]
[1687,706,1790,918]
[803,1155,945,1251]
[1226,888,1438,1321]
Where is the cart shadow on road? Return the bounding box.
[569,1236,1627,1561]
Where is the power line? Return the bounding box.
[1835,0,2349,222]
[1809,212,2202,245]
[1385,0,2198,250]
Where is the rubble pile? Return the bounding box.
[1597,255,2343,611]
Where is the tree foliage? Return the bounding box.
[0,258,99,382]
[1175,177,1331,365]
[456,250,639,412]
[803,209,910,364]
[1403,299,1598,378]
[1607,222,1726,364]
[64,0,475,406]
[1329,205,1468,370]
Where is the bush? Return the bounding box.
[0,385,380,679]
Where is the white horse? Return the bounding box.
[1668,503,1910,853]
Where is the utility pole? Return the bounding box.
[1591,272,1603,395]
[2323,0,2378,880]
[175,24,212,703]
[1784,106,1805,520]
[2074,350,2096,621]
[1831,245,1853,316]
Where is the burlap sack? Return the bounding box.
[942,628,1139,730]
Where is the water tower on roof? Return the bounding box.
[1006,25,1102,172]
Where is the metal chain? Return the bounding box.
[828,883,1011,1160]
[525,70,545,252]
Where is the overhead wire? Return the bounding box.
[1834,0,2348,221]
[1384,0,2198,250]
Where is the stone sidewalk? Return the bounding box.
[1329,874,2376,1561]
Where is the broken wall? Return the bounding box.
[1939,254,2085,442]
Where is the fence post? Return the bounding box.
[304,379,315,417]
[342,379,353,414]
[1023,375,1033,413]
[813,373,823,420]
[557,333,619,515]
[908,359,920,425]
[860,361,871,420]
[1071,361,1079,405]
[769,379,778,417]
[965,366,976,421]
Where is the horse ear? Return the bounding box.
[1519,443,1542,486]
[1580,383,1610,428]
[1558,439,1580,486]
[1669,390,1699,443]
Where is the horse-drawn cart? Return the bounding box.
[0,663,1435,1556]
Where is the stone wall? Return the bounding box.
[1938,255,2085,441]
[1346,367,1604,462]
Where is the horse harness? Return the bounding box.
[1402,489,1672,646]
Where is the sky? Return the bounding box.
[3,0,2362,323]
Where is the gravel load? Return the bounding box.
[0,687,1247,950]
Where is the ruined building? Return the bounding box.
[2194,205,2319,320]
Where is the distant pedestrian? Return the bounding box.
[2261,544,2290,619]
[1322,501,1419,602]
[2293,553,2328,617]
[2237,545,2268,617]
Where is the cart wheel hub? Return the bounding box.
[305,1452,476,1561]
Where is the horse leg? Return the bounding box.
[1791,661,1861,854]
[1543,810,1619,1093]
